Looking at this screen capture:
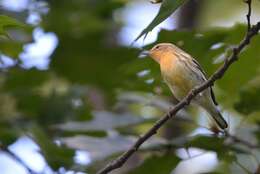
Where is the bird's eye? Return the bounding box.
[155,45,160,49]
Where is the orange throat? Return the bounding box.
[159,54,177,72]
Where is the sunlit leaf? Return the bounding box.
[134,0,188,42]
[16,89,92,125]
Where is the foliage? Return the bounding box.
[127,154,181,174]
[0,15,25,37]
[0,0,260,174]
[134,0,187,41]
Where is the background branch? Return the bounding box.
[0,146,36,174]
[97,2,260,174]
[245,0,252,31]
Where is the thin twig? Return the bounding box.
[245,0,252,31]
[97,7,260,174]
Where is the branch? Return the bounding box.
[97,6,259,174]
[245,0,252,31]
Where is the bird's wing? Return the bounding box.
[191,58,218,106]
[177,49,219,105]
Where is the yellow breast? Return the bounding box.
[160,55,193,99]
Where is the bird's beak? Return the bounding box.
[139,50,150,58]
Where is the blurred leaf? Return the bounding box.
[61,135,166,161]
[187,135,246,161]
[36,92,81,124]
[43,0,124,37]
[134,0,188,41]
[0,92,17,120]
[198,0,260,29]
[15,93,44,118]
[44,0,132,98]
[3,68,92,123]
[0,40,23,58]
[56,111,146,132]
[0,15,25,37]
[31,126,74,170]
[16,90,92,125]
[119,57,168,94]
[188,135,224,151]
[127,154,180,174]
[0,124,18,146]
[216,27,260,104]
[4,68,49,91]
[50,43,138,91]
[234,77,260,115]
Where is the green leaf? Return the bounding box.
[128,154,180,174]
[0,124,18,146]
[50,43,137,89]
[188,135,225,152]
[14,88,92,125]
[134,0,188,42]
[0,40,23,58]
[0,15,25,37]
[43,0,124,37]
[4,68,49,91]
[30,126,74,170]
[234,77,260,115]
[187,135,246,161]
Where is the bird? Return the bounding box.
[145,43,228,130]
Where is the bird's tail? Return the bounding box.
[207,106,228,130]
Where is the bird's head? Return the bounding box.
[148,43,176,63]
